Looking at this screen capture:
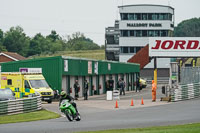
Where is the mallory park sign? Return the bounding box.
[127,23,162,27]
[149,37,200,57]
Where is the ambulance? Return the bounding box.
[0,72,54,103]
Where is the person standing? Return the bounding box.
[56,90,60,99]
[121,78,125,95]
[108,76,114,91]
[74,80,80,100]
[117,78,122,91]
[152,80,157,102]
[136,77,140,92]
[105,80,109,91]
[53,90,57,99]
[83,79,89,100]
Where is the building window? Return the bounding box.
[170,14,173,21]
[161,30,168,37]
[142,13,148,20]
[154,30,160,37]
[136,47,141,52]
[148,13,153,20]
[7,79,12,85]
[121,30,128,37]
[123,47,129,53]
[163,13,168,20]
[121,13,128,20]
[130,30,135,36]
[148,30,154,37]
[128,13,135,20]
[159,13,164,20]
[122,13,173,20]
[142,30,147,37]
[135,13,141,20]
[130,47,135,53]
[124,30,128,37]
[114,35,119,44]
[120,47,144,54]
[152,14,157,20]
[120,30,171,37]
[106,35,115,44]
[154,13,159,20]
[136,30,142,37]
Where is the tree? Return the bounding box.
[0,29,3,42]
[46,30,61,42]
[66,32,100,51]
[1,26,101,57]
[49,40,63,54]
[174,18,200,37]
[3,26,29,56]
[100,45,105,49]
[28,33,49,56]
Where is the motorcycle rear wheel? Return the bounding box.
[75,113,81,121]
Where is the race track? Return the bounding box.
[1,87,200,133]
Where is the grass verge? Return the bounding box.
[0,109,60,124]
[78,123,200,133]
[29,49,105,60]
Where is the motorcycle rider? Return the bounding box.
[59,91,78,113]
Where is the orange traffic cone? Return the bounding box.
[115,100,119,108]
[130,99,134,106]
[141,97,144,105]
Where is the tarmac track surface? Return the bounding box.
[1,87,200,133]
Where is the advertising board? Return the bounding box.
[19,68,42,73]
[149,37,200,57]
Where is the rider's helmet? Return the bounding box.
[60,91,67,98]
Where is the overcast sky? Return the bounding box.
[0,0,200,45]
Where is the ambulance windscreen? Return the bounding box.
[29,80,49,88]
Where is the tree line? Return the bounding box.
[0,26,103,57]
[173,17,200,37]
[0,17,200,57]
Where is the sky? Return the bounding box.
[0,0,200,45]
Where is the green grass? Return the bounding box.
[0,109,60,124]
[78,123,200,133]
[29,49,105,60]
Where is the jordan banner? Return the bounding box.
[149,37,200,57]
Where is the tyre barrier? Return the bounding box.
[171,83,200,102]
[0,96,42,115]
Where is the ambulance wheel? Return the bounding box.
[47,100,52,104]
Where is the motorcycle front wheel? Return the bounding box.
[65,110,73,122]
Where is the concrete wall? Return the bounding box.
[78,76,83,97]
[62,76,67,92]
[69,76,76,97]
[99,75,103,94]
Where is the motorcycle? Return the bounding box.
[59,99,81,122]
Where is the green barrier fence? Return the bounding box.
[171,83,200,102]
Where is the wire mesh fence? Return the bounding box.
[180,67,200,84]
